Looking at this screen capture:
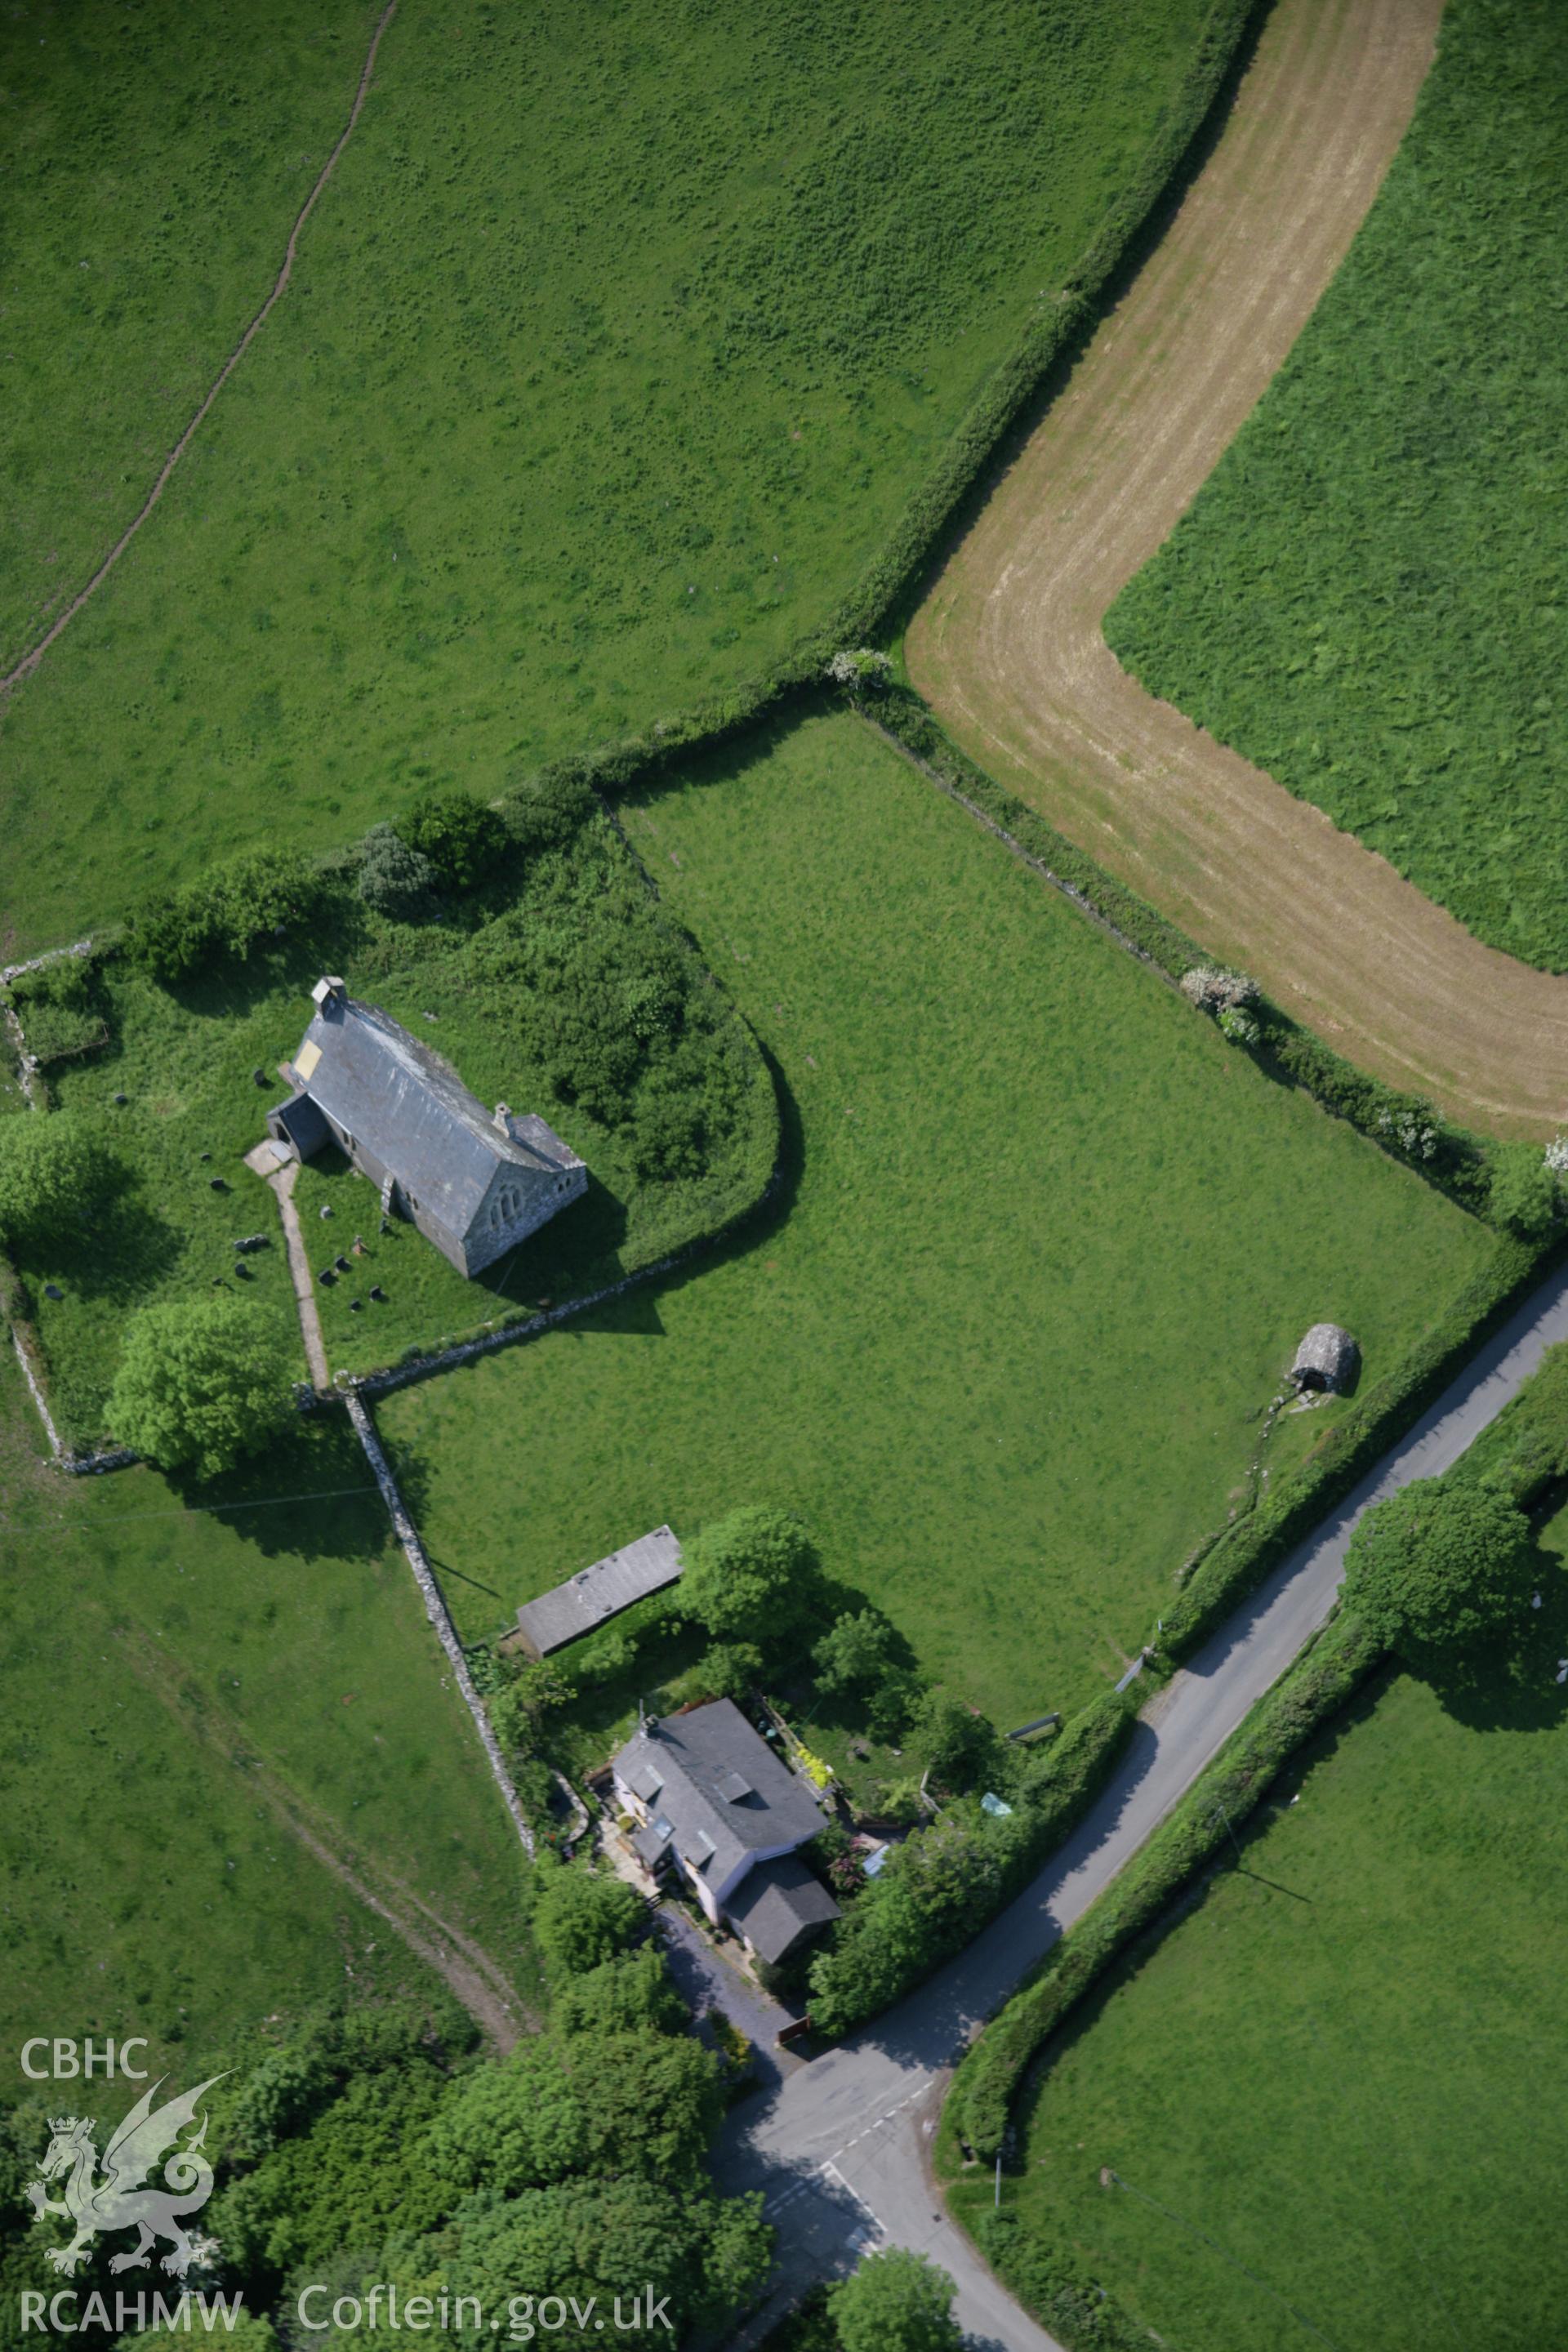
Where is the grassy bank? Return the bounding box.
[0,0,1235,951]
[376,710,1492,1731]
[1107,0,1568,972]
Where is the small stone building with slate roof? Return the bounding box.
[612,1699,840,1967]
[509,1526,684,1661]
[268,977,586,1276]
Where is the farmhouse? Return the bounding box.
[268,976,586,1276]
[508,1526,684,1661]
[1290,1321,1360,1396]
[612,1699,840,1967]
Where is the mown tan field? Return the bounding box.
[909,0,1568,1138]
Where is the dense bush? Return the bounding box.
[1488,1140,1560,1239]
[394,787,509,890]
[490,1659,577,1760]
[6,956,105,1065]
[0,1111,119,1252]
[105,1295,298,1477]
[909,1690,1007,1796]
[813,1607,898,1695]
[444,2176,769,2346]
[127,847,322,982]
[459,816,759,1187]
[426,2020,722,2194]
[202,1979,768,2350]
[550,1948,688,2040]
[504,766,599,854]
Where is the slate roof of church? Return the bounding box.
[283,987,577,1239]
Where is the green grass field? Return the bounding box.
[0,0,381,675]
[0,0,1223,953]
[0,1344,537,2069]
[375,710,1493,1730]
[976,1546,1568,2352]
[1107,0,1568,972]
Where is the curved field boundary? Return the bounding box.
[907,0,1568,1140]
[0,2,399,701]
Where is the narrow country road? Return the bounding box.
[720,1258,1568,2347]
[907,0,1568,1138]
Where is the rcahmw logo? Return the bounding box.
[20,2047,229,2287]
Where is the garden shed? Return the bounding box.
[1290,1322,1360,1395]
[508,1525,684,1659]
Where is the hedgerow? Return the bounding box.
[862,686,1517,1223]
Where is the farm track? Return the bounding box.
[117,1621,532,2050]
[0,1,399,700]
[908,0,1568,1140]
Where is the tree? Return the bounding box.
[106,1296,296,1477]
[0,1113,118,1254]
[1341,1477,1534,1667]
[1488,1140,1559,1239]
[427,2024,721,2194]
[697,1641,763,1702]
[814,1610,898,1695]
[829,2248,962,2351]
[394,787,508,891]
[490,1659,576,1757]
[681,1506,818,1644]
[910,1689,1001,1793]
[530,1859,644,1977]
[129,847,319,980]
[446,2177,767,2348]
[357,822,438,916]
[550,1949,687,2039]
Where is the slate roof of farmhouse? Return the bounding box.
[515,1526,685,1657]
[724,1853,840,1965]
[612,1699,824,1888]
[280,982,578,1235]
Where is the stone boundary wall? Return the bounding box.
[345,1389,536,1859]
[352,1162,783,1401]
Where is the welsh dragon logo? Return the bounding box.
[27,2075,226,2278]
